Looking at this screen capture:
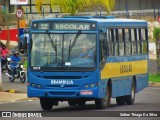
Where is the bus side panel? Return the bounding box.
[99,80,108,98]
[112,78,132,97]
[118,79,125,96]
[136,74,148,93]
[124,77,132,95]
[111,80,118,97]
[143,74,148,88]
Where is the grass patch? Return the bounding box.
[23,61,27,68]
[149,74,160,83]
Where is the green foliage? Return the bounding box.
[23,60,28,68]
[35,0,115,16]
[153,27,160,40]
[149,74,160,83]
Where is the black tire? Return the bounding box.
[2,63,7,71]
[95,86,111,109]
[40,98,54,110]
[8,71,14,82]
[116,96,125,105]
[20,72,26,83]
[78,101,86,106]
[125,80,135,105]
[68,100,77,106]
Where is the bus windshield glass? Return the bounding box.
[31,33,96,71]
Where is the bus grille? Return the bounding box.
[36,75,88,79]
[46,85,79,88]
[49,91,76,96]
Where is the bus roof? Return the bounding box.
[32,16,148,27]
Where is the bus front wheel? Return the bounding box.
[40,98,54,110]
[95,86,111,109]
[68,100,77,106]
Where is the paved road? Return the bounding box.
[1,71,27,93]
[0,86,160,112]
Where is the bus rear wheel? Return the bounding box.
[40,98,54,110]
[116,96,125,105]
[125,80,135,105]
[95,86,111,109]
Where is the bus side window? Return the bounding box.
[118,29,124,56]
[99,28,107,69]
[131,29,136,55]
[141,29,148,54]
[107,29,113,56]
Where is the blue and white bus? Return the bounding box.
[27,16,148,110]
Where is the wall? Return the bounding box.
[0,28,18,45]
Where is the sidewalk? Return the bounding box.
[0,91,27,103]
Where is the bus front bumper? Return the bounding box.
[27,86,100,99]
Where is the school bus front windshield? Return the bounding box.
[30,33,96,71]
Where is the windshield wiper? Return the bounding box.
[68,31,81,61]
[46,30,58,61]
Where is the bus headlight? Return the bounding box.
[90,83,95,88]
[37,84,41,88]
[85,84,89,88]
[31,83,35,87]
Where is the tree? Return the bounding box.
[0,2,10,49]
[153,27,160,73]
[35,0,115,16]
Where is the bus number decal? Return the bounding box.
[120,64,132,74]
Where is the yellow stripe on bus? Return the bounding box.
[101,60,148,79]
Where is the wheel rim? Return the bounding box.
[131,85,135,99]
[106,86,111,105]
[20,73,25,83]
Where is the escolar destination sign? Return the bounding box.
[32,22,96,30]
[53,22,96,30]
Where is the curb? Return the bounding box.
[4,89,25,93]
[149,82,160,86]
[17,97,39,102]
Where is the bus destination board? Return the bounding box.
[53,23,95,30]
[38,23,49,30]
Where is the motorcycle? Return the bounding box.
[1,55,10,72]
[5,61,26,83]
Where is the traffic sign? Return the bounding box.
[10,0,28,5]
[16,9,23,18]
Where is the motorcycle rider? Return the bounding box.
[0,45,10,68]
[19,29,29,53]
[10,51,23,78]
